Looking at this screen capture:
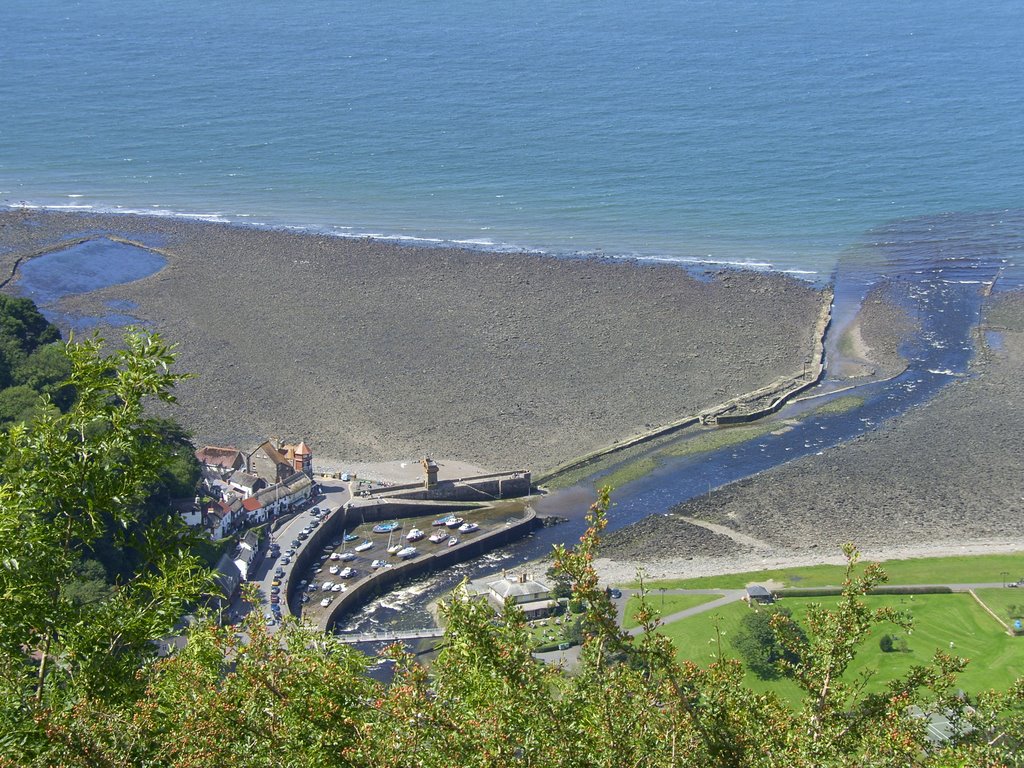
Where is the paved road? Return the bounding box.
[245,475,352,629]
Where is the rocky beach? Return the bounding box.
[597,289,1024,583]
[0,209,824,474]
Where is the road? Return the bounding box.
[242,474,352,628]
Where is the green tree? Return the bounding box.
[732,604,804,680]
[0,294,61,388]
[0,329,211,763]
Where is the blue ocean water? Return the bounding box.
[2,0,1022,275]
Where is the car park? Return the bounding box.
[281,556,291,565]
[331,583,344,592]
[320,597,333,607]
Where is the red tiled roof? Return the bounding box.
[195,446,243,468]
[242,497,262,512]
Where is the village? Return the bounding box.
[178,438,547,631]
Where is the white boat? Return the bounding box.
[329,565,340,575]
[338,551,356,561]
[406,527,425,542]
[329,552,342,561]
[371,559,387,569]
[447,537,459,547]
[458,522,479,533]
[339,566,356,578]
[396,546,418,559]
[354,540,373,552]
[428,529,449,544]
[445,517,464,529]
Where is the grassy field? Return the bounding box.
[622,593,719,629]
[630,551,1024,591]
[657,593,1023,703]
[973,588,1024,629]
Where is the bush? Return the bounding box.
[879,634,895,653]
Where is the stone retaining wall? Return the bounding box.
[318,508,539,632]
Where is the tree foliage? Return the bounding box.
[732,604,805,679]
[0,340,1022,767]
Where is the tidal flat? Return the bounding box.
[0,209,824,474]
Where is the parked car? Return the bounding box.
[270,596,279,604]
[320,597,333,607]
[271,579,281,587]
[270,586,280,595]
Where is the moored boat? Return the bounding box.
[447,537,459,547]
[396,546,418,559]
[428,529,449,544]
[406,527,425,542]
[444,517,464,529]
[354,540,373,552]
[372,521,401,534]
[432,514,455,526]
[458,522,479,533]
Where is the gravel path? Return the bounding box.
[0,209,825,473]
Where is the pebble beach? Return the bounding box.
[0,209,825,474]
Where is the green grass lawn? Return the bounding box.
[655,593,1023,704]
[630,552,1024,591]
[973,588,1024,630]
[622,593,719,629]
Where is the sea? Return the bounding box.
[2,0,1023,278]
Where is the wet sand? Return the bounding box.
[0,209,825,473]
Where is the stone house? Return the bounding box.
[468,572,558,620]
[195,446,245,477]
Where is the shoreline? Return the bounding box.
[594,539,1024,587]
[0,208,827,475]
[2,203,831,283]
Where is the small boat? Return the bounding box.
[396,546,418,560]
[329,552,342,561]
[343,532,359,542]
[447,537,459,547]
[354,540,373,552]
[387,544,402,556]
[338,551,356,562]
[458,522,479,533]
[445,517,464,529]
[339,566,356,579]
[432,514,455,527]
[428,530,449,544]
[329,565,340,575]
[371,559,387,569]
[372,521,401,534]
[406,527,425,542]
